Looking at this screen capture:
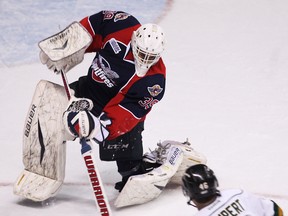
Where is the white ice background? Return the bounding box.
[0,0,287,215]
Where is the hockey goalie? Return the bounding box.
[14,11,207,208]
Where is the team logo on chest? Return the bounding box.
[91,55,119,88]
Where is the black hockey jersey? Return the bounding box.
[79,11,166,140]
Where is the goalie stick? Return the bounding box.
[60,70,72,100]
[60,70,112,215]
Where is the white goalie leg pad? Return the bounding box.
[114,145,184,208]
[14,170,63,202]
[166,140,207,185]
[14,80,70,201]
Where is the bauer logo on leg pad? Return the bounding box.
[24,104,37,137]
[168,147,181,165]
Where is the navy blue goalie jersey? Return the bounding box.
[79,11,166,140]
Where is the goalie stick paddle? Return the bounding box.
[60,70,112,215]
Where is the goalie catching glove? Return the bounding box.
[63,97,111,142]
[38,22,92,73]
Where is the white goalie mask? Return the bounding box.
[131,23,166,77]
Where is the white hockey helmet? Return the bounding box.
[131,23,166,77]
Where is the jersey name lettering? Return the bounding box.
[218,199,245,216]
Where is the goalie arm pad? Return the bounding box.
[38,22,92,73]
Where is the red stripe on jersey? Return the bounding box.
[80,17,103,53]
[104,74,142,140]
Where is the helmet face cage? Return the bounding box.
[131,24,165,76]
[182,164,220,202]
[133,44,160,68]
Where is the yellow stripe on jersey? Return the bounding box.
[272,201,283,216]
